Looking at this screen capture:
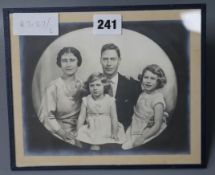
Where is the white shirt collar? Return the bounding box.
[110,73,118,84]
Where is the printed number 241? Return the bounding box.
[97,19,116,29]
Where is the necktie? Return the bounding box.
[107,79,114,97]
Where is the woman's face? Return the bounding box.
[89,79,104,99]
[60,52,78,77]
[142,70,158,93]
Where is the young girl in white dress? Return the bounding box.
[76,72,126,150]
[122,64,168,150]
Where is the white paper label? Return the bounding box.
[13,13,59,36]
[93,15,122,35]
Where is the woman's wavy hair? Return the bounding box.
[56,47,82,67]
[138,64,167,89]
[84,72,111,95]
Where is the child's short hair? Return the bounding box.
[84,72,111,94]
[138,64,167,89]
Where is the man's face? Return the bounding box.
[100,49,121,78]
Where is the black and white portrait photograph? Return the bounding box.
[4,6,203,168]
[31,27,177,153]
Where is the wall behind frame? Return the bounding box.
[0,0,213,174]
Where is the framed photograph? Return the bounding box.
[4,4,205,169]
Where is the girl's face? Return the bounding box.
[61,52,78,77]
[89,79,104,99]
[142,70,158,93]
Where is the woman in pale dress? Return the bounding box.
[38,47,84,146]
[76,72,125,150]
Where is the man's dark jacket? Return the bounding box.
[115,73,141,130]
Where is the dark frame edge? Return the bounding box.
[10,163,206,171]
[3,3,206,13]
[2,3,206,170]
[201,4,207,169]
[3,8,17,170]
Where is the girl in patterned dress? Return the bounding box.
[76,72,125,150]
[122,64,168,150]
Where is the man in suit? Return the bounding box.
[100,43,141,130]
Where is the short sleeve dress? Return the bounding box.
[77,94,126,145]
[122,91,168,149]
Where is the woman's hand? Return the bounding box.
[65,132,75,141]
[56,128,74,141]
